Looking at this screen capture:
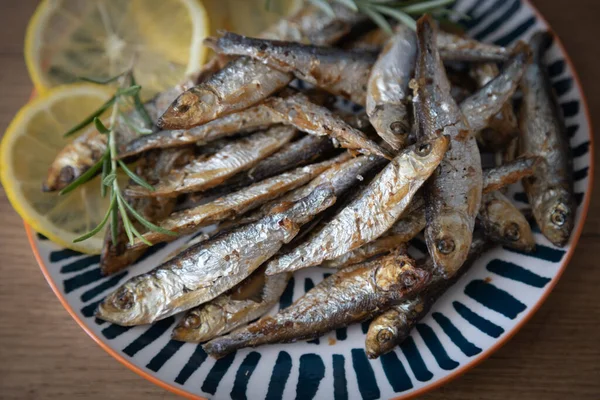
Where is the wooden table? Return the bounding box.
[1,1,599,399]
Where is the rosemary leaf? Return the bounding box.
[59,152,107,195]
[117,160,155,191]
[374,4,417,30]
[308,0,336,17]
[335,0,359,11]
[129,223,154,246]
[265,0,273,10]
[120,195,178,237]
[102,172,117,186]
[400,0,454,14]
[79,74,125,85]
[73,193,116,242]
[358,4,394,34]
[94,117,111,134]
[116,195,135,245]
[100,157,109,197]
[120,112,153,135]
[117,85,142,97]
[129,74,153,127]
[110,207,119,244]
[63,97,116,137]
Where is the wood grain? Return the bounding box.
[0,0,598,399]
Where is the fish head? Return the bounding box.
[365,310,403,359]
[96,275,165,326]
[157,88,218,130]
[370,105,411,150]
[407,135,450,171]
[425,212,471,278]
[483,194,536,252]
[535,188,575,247]
[375,254,429,294]
[172,304,225,342]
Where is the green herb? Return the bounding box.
[61,73,176,245]
[307,0,455,33]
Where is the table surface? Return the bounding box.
[1,1,599,399]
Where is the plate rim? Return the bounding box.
[23,1,595,398]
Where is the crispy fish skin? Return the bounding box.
[128,154,348,250]
[96,185,337,326]
[469,62,520,149]
[172,269,291,342]
[520,32,575,247]
[157,6,362,130]
[437,31,510,62]
[263,93,392,158]
[322,240,408,269]
[100,148,194,275]
[365,236,489,359]
[478,191,535,252]
[204,253,429,358]
[207,32,376,106]
[413,16,482,278]
[366,25,417,150]
[43,126,107,191]
[460,44,530,148]
[483,156,541,194]
[157,58,293,130]
[126,126,296,198]
[120,104,284,158]
[44,78,195,191]
[265,136,449,276]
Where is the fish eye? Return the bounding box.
[402,271,418,288]
[504,222,521,241]
[550,209,567,226]
[59,166,75,183]
[183,314,201,329]
[416,142,431,156]
[113,288,134,310]
[389,121,406,134]
[436,237,455,254]
[175,102,190,114]
[377,328,395,343]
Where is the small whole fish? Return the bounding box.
[469,62,520,149]
[207,32,377,106]
[437,31,510,62]
[101,148,194,275]
[366,25,417,150]
[262,93,392,159]
[44,78,195,191]
[96,185,337,326]
[478,191,535,252]
[125,126,296,198]
[412,15,483,278]
[322,240,408,269]
[172,268,291,342]
[460,44,530,148]
[157,58,293,130]
[483,156,541,194]
[157,5,363,130]
[265,135,449,276]
[520,32,575,247]
[365,235,489,359]
[204,252,429,358]
[119,103,284,158]
[127,154,348,250]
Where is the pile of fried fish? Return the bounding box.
[44,6,575,359]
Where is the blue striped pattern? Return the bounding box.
[33,1,591,398]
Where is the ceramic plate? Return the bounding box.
[26,0,593,398]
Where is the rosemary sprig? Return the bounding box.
[60,73,176,245]
[308,0,456,34]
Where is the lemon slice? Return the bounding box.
[1,84,114,254]
[25,0,209,99]
[203,0,302,37]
